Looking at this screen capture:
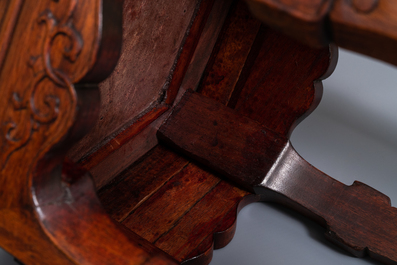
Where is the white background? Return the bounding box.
[1,49,397,264]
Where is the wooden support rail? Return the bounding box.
[244,0,397,66]
[158,91,397,265]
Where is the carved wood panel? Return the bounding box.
[0,1,176,264]
[0,0,23,70]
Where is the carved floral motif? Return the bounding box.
[1,0,83,170]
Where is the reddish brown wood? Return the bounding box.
[0,0,347,264]
[99,146,190,222]
[81,0,249,190]
[97,5,262,264]
[197,0,262,104]
[78,105,169,171]
[0,1,177,264]
[99,144,257,264]
[100,145,258,264]
[330,0,397,66]
[232,32,334,137]
[259,145,397,264]
[245,0,397,66]
[0,0,23,71]
[69,0,233,189]
[96,3,335,264]
[159,91,397,265]
[122,163,221,243]
[158,90,287,191]
[68,0,202,162]
[244,0,332,47]
[153,180,256,262]
[177,0,233,97]
[165,0,216,105]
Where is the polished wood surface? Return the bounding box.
[245,0,397,66]
[98,2,334,264]
[1,0,396,264]
[159,91,397,264]
[69,0,233,190]
[0,0,176,264]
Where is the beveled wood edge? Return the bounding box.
[181,193,260,265]
[287,44,338,138]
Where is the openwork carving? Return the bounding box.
[1,0,82,170]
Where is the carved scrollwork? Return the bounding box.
[1,0,83,170]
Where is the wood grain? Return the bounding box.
[99,4,264,263]
[98,3,335,264]
[70,0,232,189]
[122,163,221,243]
[0,1,177,264]
[260,144,397,264]
[159,91,397,264]
[153,180,256,262]
[68,0,201,161]
[0,0,344,264]
[244,0,332,47]
[99,144,257,264]
[0,0,23,71]
[99,146,189,222]
[232,29,333,137]
[197,0,262,104]
[331,0,397,66]
[245,0,397,66]
[177,0,233,97]
[158,90,287,192]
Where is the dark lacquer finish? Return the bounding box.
[245,0,397,66]
[159,91,397,265]
[0,0,177,264]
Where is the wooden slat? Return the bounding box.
[99,146,189,222]
[159,91,397,265]
[165,0,216,105]
[177,0,233,96]
[72,0,233,189]
[122,163,221,243]
[158,91,287,192]
[0,0,23,71]
[197,0,261,104]
[153,181,252,261]
[99,4,262,264]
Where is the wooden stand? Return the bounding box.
[0,0,396,265]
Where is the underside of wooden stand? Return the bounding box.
[92,2,333,263]
[12,0,397,264]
